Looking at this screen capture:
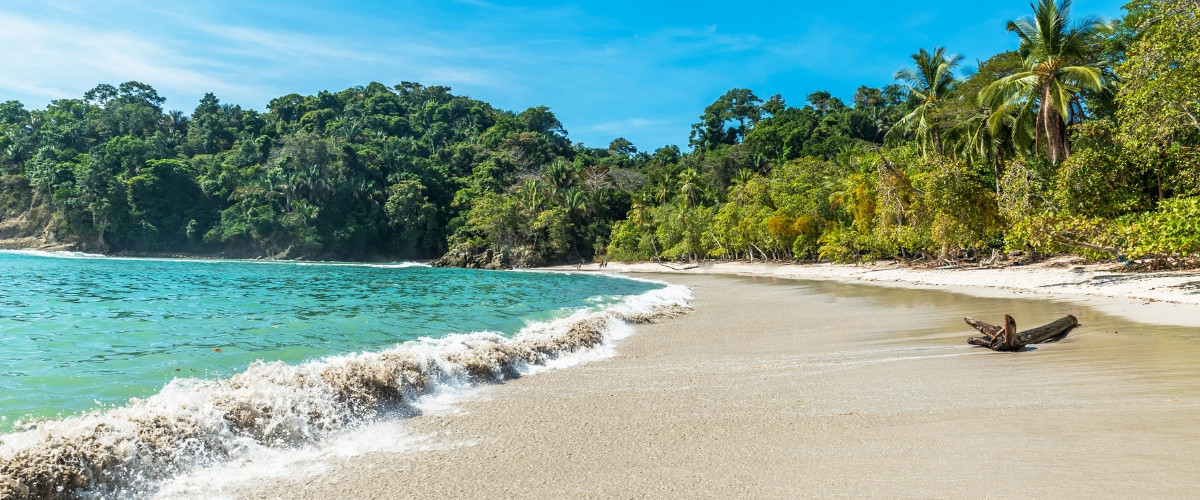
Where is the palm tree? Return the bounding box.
[648,171,675,205]
[350,177,385,209]
[517,179,545,216]
[627,194,660,257]
[982,0,1104,165]
[827,173,875,234]
[676,168,704,208]
[890,47,963,157]
[949,89,1036,192]
[541,158,576,191]
[562,188,589,220]
[729,169,756,207]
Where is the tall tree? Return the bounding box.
[890,47,962,157]
[689,88,763,151]
[1116,0,1200,149]
[943,51,1031,187]
[982,0,1105,165]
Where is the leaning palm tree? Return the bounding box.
[981,0,1104,165]
[889,47,963,157]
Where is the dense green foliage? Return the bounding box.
[0,0,1196,267]
[606,0,1199,267]
[0,82,633,262]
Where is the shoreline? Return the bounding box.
[10,231,1200,297]
[0,244,436,266]
[544,258,1200,328]
[224,272,1200,499]
[0,238,435,264]
[0,265,687,498]
[8,244,1196,326]
[7,245,1196,327]
[7,238,1200,316]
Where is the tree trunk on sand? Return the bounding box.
[965,314,1078,352]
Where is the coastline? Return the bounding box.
[548,259,1200,328]
[222,272,1200,499]
[0,255,679,498]
[8,236,1198,317]
[7,253,1189,497]
[0,242,436,265]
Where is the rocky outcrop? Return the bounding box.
[432,243,541,270]
[0,209,79,252]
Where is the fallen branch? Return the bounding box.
[1051,235,1125,260]
[964,314,1078,352]
[658,262,700,271]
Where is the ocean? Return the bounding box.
[0,251,689,498]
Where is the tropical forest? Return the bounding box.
[0,0,1196,269]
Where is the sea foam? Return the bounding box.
[0,249,108,259]
[0,249,432,269]
[0,282,690,499]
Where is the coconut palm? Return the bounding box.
[947,91,1037,192]
[541,158,576,191]
[562,187,589,220]
[827,173,875,233]
[627,194,660,257]
[676,168,704,208]
[729,169,757,207]
[516,179,545,216]
[981,0,1105,165]
[890,47,963,157]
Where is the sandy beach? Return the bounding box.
[215,267,1200,499]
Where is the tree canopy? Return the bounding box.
[0,0,1196,269]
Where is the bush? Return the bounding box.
[1054,147,1148,218]
[1129,196,1200,259]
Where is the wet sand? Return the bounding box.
[229,274,1200,499]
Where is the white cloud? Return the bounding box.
[583,118,677,135]
[0,10,255,106]
[0,1,769,147]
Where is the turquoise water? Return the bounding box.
[0,251,658,431]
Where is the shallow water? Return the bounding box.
[235,273,1197,499]
[8,262,1197,498]
[0,251,659,430]
[748,276,1200,396]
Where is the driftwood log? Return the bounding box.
[965,314,1078,352]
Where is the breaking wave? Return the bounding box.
[0,249,108,259]
[0,249,431,269]
[0,283,690,499]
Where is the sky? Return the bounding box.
[0,0,1128,151]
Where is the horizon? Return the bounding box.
[0,0,1127,151]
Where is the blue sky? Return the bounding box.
[0,0,1127,151]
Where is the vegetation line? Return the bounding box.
[0,0,1196,269]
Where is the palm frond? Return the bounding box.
[1059,65,1104,92]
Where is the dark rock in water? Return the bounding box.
[432,243,542,270]
[432,244,496,269]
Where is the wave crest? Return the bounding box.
[0,249,108,259]
[0,283,690,499]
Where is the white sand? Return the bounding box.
[221,271,1200,499]
[563,259,1200,328]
